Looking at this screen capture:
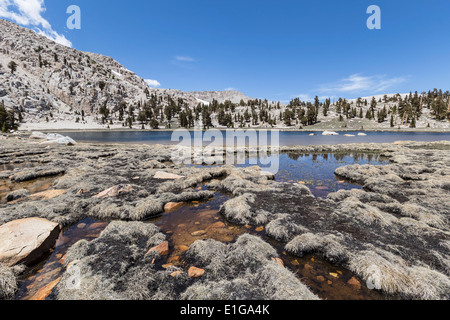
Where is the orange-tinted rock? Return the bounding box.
[188,267,205,278]
[304,264,314,271]
[191,230,207,237]
[164,202,185,212]
[177,245,190,253]
[170,271,184,277]
[146,241,169,256]
[30,277,61,300]
[59,253,67,265]
[210,222,226,229]
[347,277,361,290]
[316,276,326,282]
[90,222,108,230]
[329,272,339,278]
[255,226,264,232]
[168,256,180,263]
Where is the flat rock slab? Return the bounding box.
[0,218,60,267]
[154,171,184,180]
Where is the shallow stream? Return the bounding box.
[6,152,390,300]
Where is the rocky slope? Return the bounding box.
[0,19,255,130]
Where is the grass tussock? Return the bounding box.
[286,233,348,264]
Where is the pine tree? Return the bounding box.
[8,61,17,74]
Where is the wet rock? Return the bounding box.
[191,230,207,237]
[177,245,190,253]
[304,264,314,272]
[0,218,60,266]
[146,241,169,256]
[30,277,61,300]
[164,202,185,212]
[188,267,205,278]
[209,222,226,229]
[347,277,361,290]
[329,273,339,278]
[316,276,325,282]
[168,256,180,263]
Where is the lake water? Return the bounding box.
[56,130,450,146]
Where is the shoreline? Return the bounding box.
[16,127,450,134]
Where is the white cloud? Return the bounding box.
[175,56,195,62]
[145,79,161,88]
[319,73,407,95]
[223,87,238,91]
[0,0,72,47]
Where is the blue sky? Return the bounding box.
[1,0,449,101]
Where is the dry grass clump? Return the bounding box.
[182,234,318,300]
[56,221,170,300]
[336,197,396,227]
[220,194,256,225]
[286,233,348,264]
[348,249,450,300]
[265,214,308,242]
[0,263,17,300]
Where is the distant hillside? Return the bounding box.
[0,19,449,132]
